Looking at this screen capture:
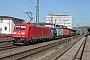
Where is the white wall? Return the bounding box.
[46,15,72,29]
[0,17,25,34]
[0,20,10,34]
[11,20,15,34]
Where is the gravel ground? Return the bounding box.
[0,38,67,58]
[0,36,83,60]
[21,36,83,60]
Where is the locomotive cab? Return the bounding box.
[12,24,30,44]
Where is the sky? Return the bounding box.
[0,0,90,28]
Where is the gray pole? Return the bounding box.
[50,13,53,24]
[55,19,56,28]
[63,20,65,26]
[50,13,53,28]
[36,0,39,24]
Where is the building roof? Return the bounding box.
[0,16,25,21]
[50,14,69,16]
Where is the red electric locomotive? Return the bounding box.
[12,23,52,45]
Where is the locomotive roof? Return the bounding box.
[32,23,46,28]
[15,23,46,28]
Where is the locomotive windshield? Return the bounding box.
[15,26,26,30]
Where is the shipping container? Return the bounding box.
[61,28,67,36]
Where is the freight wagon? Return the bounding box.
[61,28,68,37]
[71,29,80,36]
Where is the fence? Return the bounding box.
[0,34,12,41]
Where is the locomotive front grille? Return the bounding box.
[12,38,25,43]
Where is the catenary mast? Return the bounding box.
[36,0,39,24]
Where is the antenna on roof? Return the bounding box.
[26,12,33,23]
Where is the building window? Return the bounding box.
[0,19,3,23]
[5,27,7,30]
[14,20,16,24]
[59,20,61,21]
[47,20,50,21]
[59,17,62,18]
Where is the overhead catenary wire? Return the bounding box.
[13,0,36,16]
[41,0,61,13]
[28,0,51,13]
[70,0,85,24]
[0,0,39,22]
[0,1,35,16]
[14,0,35,12]
[28,0,52,23]
[0,1,26,12]
[73,0,85,24]
[0,1,37,23]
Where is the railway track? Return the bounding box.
[0,39,67,60]
[0,40,20,51]
[72,36,87,60]
[80,35,90,60]
[52,37,86,60]
[0,35,83,60]
[0,45,19,51]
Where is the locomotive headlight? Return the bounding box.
[12,38,15,40]
[13,32,16,34]
[22,36,24,37]
[21,32,25,35]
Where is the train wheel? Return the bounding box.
[13,42,15,45]
[24,41,28,45]
[32,40,34,43]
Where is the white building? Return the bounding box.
[46,14,72,29]
[0,16,25,34]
